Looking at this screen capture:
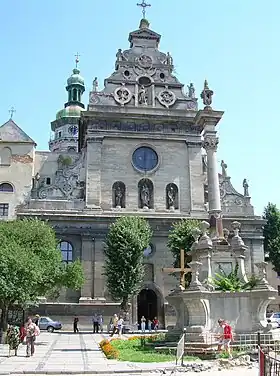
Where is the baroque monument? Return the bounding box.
[0,3,269,325]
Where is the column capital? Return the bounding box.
[202,135,219,151]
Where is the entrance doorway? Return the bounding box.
[137,289,158,325]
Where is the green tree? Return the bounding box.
[0,219,84,331]
[263,203,280,273]
[104,216,152,311]
[167,219,200,286]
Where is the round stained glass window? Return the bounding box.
[132,146,158,172]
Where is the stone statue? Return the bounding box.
[141,184,150,208]
[115,184,123,207]
[221,160,227,177]
[200,79,214,106]
[167,185,176,208]
[243,179,249,196]
[115,49,124,70]
[166,52,173,65]
[187,83,195,99]
[138,85,148,105]
[32,172,40,189]
[92,77,98,92]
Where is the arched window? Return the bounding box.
[0,147,12,166]
[59,241,73,264]
[112,181,126,208]
[138,178,154,209]
[0,183,14,193]
[166,183,179,210]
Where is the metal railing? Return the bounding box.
[259,346,280,376]
[176,332,185,365]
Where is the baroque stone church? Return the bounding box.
[0,15,266,325]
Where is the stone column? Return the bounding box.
[79,234,94,302]
[85,136,103,208]
[194,109,224,240]
[92,237,106,300]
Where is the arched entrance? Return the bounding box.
[137,289,158,325]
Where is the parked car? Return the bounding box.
[38,316,62,332]
[267,312,280,327]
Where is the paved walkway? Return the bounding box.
[0,331,258,375]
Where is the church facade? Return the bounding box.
[0,18,269,325]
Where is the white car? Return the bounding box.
[267,312,280,327]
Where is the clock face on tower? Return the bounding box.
[132,146,158,172]
[68,125,78,135]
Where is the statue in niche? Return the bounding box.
[140,184,150,208]
[221,160,228,177]
[32,172,40,190]
[138,85,148,105]
[187,83,195,99]
[92,77,98,92]
[115,184,123,208]
[243,179,249,196]
[167,185,176,209]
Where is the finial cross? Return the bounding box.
[75,52,80,68]
[137,0,151,19]
[9,107,16,119]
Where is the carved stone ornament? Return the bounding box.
[89,92,100,105]
[157,89,176,108]
[202,136,219,151]
[137,54,153,69]
[114,85,132,106]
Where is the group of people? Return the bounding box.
[73,314,104,334]
[140,316,159,332]
[6,316,40,357]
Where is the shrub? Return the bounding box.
[99,339,119,359]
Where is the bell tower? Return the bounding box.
[49,54,85,153]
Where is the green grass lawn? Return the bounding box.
[111,338,175,362]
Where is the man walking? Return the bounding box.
[92,313,99,333]
[25,318,40,357]
[217,318,234,359]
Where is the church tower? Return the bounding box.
[49,55,85,152]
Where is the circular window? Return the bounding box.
[160,72,165,80]
[132,146,158,172]
[138,76,152,87]
[124,70,130,77]
[143,244,154,258]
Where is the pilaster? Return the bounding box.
[93,237,106,300]
[187,142,205,212]
[85,136,103,208]
[79,234,94,302]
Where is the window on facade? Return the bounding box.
[0,183,13,192]
[58,131,62,138]
[59,241,73,264]
[278,286,280,296]
[46,177,51,185]
[0,147,12,166]
[0,203,9,217]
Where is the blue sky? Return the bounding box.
[0,0,278,215]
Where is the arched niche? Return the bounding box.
[112,181,126,208]
[166,183,179,210]
[0,147,12,166]
[138,178,154,209]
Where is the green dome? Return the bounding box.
[67,68,85,86]
[56,105,84,120]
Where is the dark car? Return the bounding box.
[38,316,62,332]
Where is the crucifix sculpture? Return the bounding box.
[137,0,151,19]
[162,249,191,289]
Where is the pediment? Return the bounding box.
[129,28,161,43]
[0,119,36,144]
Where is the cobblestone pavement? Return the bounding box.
[0,331,258,375]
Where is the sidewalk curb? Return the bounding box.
[0,367,178,375]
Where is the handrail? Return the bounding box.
[176,332,185,366]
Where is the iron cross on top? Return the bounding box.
[162,249,191,289]
[137,0,151,19]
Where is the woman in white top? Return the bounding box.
[117,317,124,335]
[140,316,146,332]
